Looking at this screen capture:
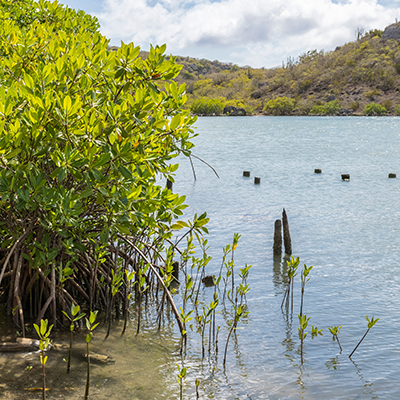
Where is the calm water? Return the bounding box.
[172,116,400,399]
[2,116,400,399]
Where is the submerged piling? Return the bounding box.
[166,179,173,191]
[254,177,260,184]
[341,174,350,181]
[282,208,292,257]
[172,261,179,281]
[273,219,282,256]
[389,173,396,178]
[243,171,250,177]
[314,169,322,174]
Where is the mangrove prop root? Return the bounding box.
[0,229,187,338]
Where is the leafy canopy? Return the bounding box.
[0,0,197,274]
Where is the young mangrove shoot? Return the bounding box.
[328,325,343,353]
[84,311,99,400]
[176,363,189,400]
[300,264,313,317]
[298,314,310,366]
[223,264,251,367]
[281,256,300,313]
[62,304,85,373]
[349,315,379,358]
[33,319,53,400]
[311,325,323,338]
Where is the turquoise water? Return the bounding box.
[172,116,400,399]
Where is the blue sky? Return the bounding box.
[60,0,400,68]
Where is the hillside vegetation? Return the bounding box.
[171,24,400,116]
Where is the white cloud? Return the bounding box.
[97,0,400,67]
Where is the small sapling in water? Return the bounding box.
[84,310,99,400]
[311,325,323,338]
[298,314,310,365]
[195,378,200,399]
[223,264,251,367]
[176,363,189,400]
[62,304,85,373]
[300,264,313,317]
[349,315,379,358]
[281,256,300,313]
[328,325,343,353]
[33,319,53,400]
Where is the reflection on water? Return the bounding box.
[350,358,378,399]
[272,255,289,292]
[326,355,341,370]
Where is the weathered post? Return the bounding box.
[314,169,322,174]
[389,173,396,178]
[254,177,261,184]
[341,174,350,181]
[172,261,179,281]
[273,219,282,256]
[243,171,250,177]
[282,208,292,257]
[166,179,173,191]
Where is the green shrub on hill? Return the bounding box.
[310,100,341,115]
[363,103,387,115]
[263,96,295,115]
[191,97,225,115]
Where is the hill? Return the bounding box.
[172,23,400,116]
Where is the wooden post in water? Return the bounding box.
[389,173,396,178]
[341,174,350,181]
[314,169,322,174]
[172,261,179,281]
[273,219,282,256]
[282,208,292,257]
[254,177,260,184]
[243,171,250,177]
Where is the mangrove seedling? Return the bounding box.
[136,264,149,335]
[223,268,251,367]
[106,268,124,338]
[230,233,241,295]
[298,314,310,365]
[300,264,313,317]
[196,298,217,359]
[221,233,241,304]
[179,307,194,338]
[328,325,343,353]
[349,315,379,358]
[33,319,53,400]
[176,363,189,400]
[311,325,323,338]
[62,304,85,373]
[122,269,136,335]
[195,378,200,399]
[84,310,99,400]
[281,256,300,313]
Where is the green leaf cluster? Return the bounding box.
[363,102,387,115]
[310,100,341,115]
[0,0,197,287]
[0,1,210,338]
[263,96,295,115]
[190,97,225,115]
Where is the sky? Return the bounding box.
[61,0,400,68]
